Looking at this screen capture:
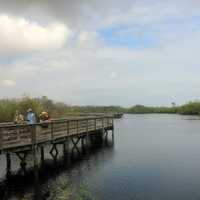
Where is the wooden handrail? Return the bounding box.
[0,116,114,151]
[0,115,113,128]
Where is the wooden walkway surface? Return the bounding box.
[0,116,114,153]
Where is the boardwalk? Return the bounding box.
[0,115,114,175]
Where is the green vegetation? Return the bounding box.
[127,102,200,115]
[1,96,200,123]
[127,105,178,114]
[0,96,125,122]
[44,178,94,200]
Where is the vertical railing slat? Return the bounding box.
[51,122,54,141]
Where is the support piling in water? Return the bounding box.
[62,142,66,155]
[65,138,70,154]
[40,146,44,164]
[16,152,28,173]
[6,153,11,177]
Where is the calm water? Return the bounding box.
[2,114,200,200]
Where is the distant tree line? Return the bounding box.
[0,96,200,122]
[127,102,200,115]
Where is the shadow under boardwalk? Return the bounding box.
[0,135,114,200]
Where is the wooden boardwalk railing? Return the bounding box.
[0,116,114,153]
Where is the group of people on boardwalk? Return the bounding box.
[14,108,50,125]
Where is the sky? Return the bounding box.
[0,0,200,106]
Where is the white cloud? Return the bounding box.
[78,31,97,44]
[0,79,16,87]
[109,72,118,80]
[0,14,71,55]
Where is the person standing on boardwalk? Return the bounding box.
[26,108,37,124]
[39,111,50,122]
[14,110,24,124]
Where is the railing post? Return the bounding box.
[102,117,104,131]
[0,128,3,151]
[101,117,105,144]
[77,120,79,135]
[65,121,70,154]
[67,121,70,136]
[65,121,68,136]
[112,117,114,142]
[86,119,89,147]
[31,125,37,146]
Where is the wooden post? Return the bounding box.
[51,122,54,141]
[102,118,104,132]
[66,138,70,153]
[112,117,114,128]
[77,120,79,135]
[64,120,70,164]
[67,121,70,136]
[86,119,89,148]
[33,146,38,169]
[40,146,44,164]
[102,118,104,142]
[66,121,68,136]
[6,153,11,176]
[6,153,11,169]
[33,153,39,200]
[112,118,114,143]
[64,121,70,154]
[0,127,3,151]
[31,125,38,169]
[81,136,84,149]
[112,130,114,141]
[80,136,84,153]
[63,142,66,155]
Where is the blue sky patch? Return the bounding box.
[99,25,158,49]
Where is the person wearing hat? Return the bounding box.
[39,111,50,128]
[26,108,37,124]
[39,111,50,122]
[14,110,25,124]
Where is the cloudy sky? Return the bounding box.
[0,0,200,106]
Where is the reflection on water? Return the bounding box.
[2,114,200,200]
